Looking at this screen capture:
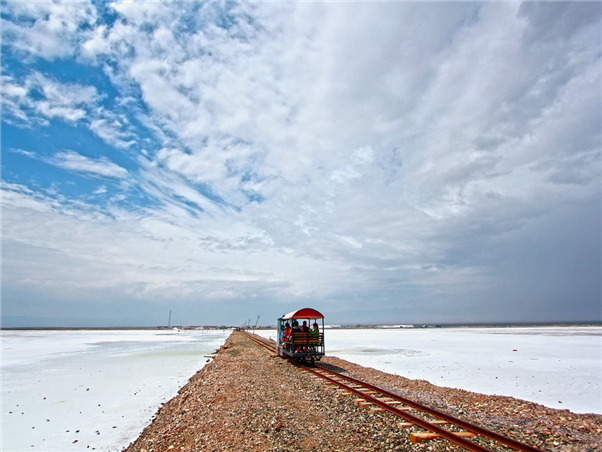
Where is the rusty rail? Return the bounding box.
[242,331,546,452]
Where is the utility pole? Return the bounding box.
[167,310,172,328]
[253,314,260,329]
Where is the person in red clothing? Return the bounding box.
[281,322,292,349]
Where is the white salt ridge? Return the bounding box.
[257,326,602,415]
[1,329,231,452]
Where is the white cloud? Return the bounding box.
[1,73,98,124]
[33,74,98,122]
[1,72,140,151]
[51,151,129,179]
[1,2,600,323]
[96,0,600,229]
[1,75,34,124]
[1,183,53,213]
[137,157,227,217]
[80,25,111,60]
[8,148,36,158]
[1,183,341,305]
[1,1,96,59]
[89,115,135,149]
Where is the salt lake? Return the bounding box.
[1,329,231,452]
[1,326,600,452]
[258,326,602,415]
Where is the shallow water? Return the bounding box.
[1,329,231,452]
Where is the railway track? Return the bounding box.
[243,331,545,452]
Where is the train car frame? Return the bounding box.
[276,308,325,364]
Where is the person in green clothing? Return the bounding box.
[309,322,319,352]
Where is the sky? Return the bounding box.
[1,1,600,328]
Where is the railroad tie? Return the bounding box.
[356,401,410,413]
[354,399,374,410]
[375,398,403,406]
[399,420,449,428]
[357,389,378,395]
[410,431,477,444]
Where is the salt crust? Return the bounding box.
[123,332,602,452]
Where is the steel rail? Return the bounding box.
[311,365,544,452]
[242,332,544,452]
[300,364,493,452]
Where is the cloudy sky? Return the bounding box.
[1,1,600,327]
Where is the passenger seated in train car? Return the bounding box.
[301,321,310,332]
[281,322,291,339]
[281,322,292,349]
[308,322,319,352]
[291,321,302,352]
[298,321,310,351]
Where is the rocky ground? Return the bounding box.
[123,331,602,452]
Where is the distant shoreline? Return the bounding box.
[2,322,601,331]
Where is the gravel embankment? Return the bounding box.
[123,331,602,452]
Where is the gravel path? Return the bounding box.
[123,332,602,452]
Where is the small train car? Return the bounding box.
[276,308,325,364]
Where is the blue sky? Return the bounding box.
[1,1,600,327]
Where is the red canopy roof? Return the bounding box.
[282,308,324,320]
